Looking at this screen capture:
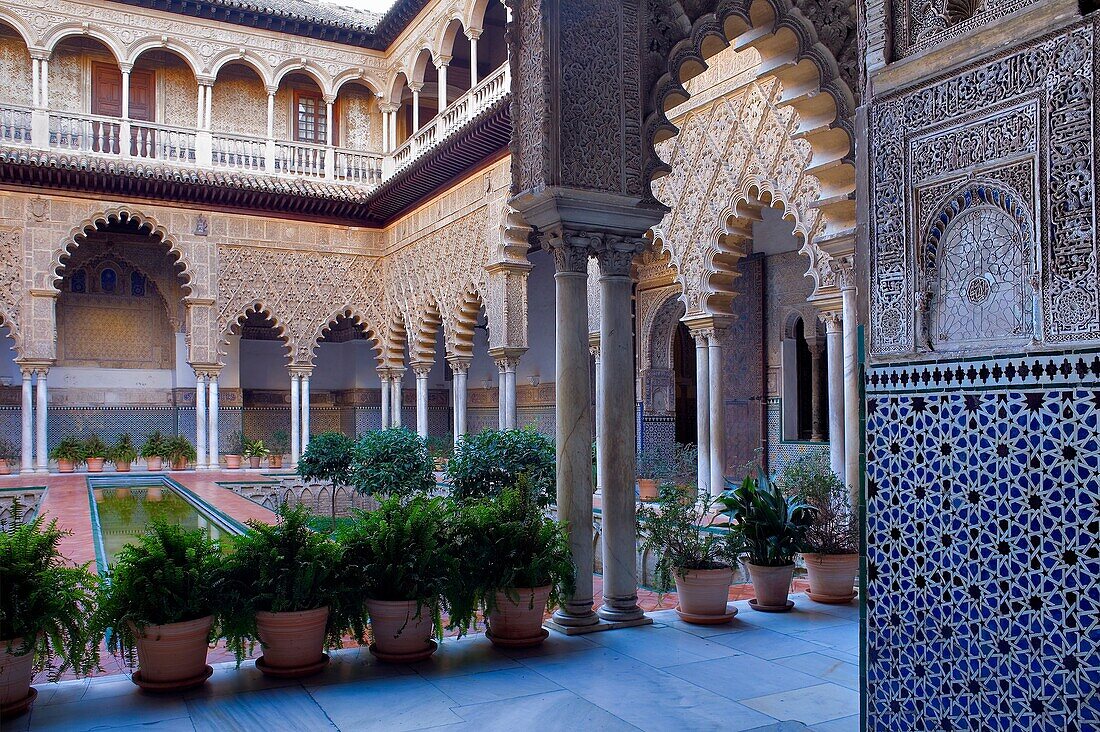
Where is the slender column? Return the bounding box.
[449,358,470,438]
[32,58,39,109]
[437,61,449,111]
[325,101,334,146]
[467,30,480,87]
[591,341,602,494]
[40,59,48,108]
[290,373,301,466]
[207,374,220,470]
[204,82,213,131]
[197,84,204,129]
[266,90,275,138]
[707,330,726,495]
[808,338,825,441]
[546,232,598,627]
[389,109,398,148]
[380,371,392,428]
[34,369,48,473]
[391,369,405,428]
[300,372,311,455]
[596,238,646,622]
[121,69,131,120]
[194,372,207,470]
[839,261,860,508]
[692,330,711,495]
[20,368,33,474]
[497,363,507,429]
[823,311,845,478]
[413,363,431,439]
[411,84,421,132]
[504,359,518,429]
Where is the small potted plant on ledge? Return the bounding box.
[635,442,674,502]
[1,513,101,718]
[447,428,556,508]
[268,430,289,470]
[638,485,737,624]
[721,470,815,613]
[111,433,137,473]
[338,494,450,662]
[141,431,167,471]
[223,431,244,470]
[0,437,16,475]
[94,521,222,691]
[298,431,354,531]
[781,453,859,604]
[164,435,197,471]
[220,504,358,678]
[348,428,435,499]
[83,435,109,473]
[242,438,270,470]
[449,478,574,647]
[49,437,85,474]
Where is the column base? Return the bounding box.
[20,468,35,475]
[545,615,653,636]
[597,600,647,623]
[35,467,48,474]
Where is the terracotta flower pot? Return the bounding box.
[171,458,188,471]
[86,457,105,473]
[146,456,163,471]
[803,553,858,604]
[637,478,659,501]
[255,606,330,678]
[0,459,10,476]
[674,566,736,624]
[269,455,283,469]
[365,599,437,662]
[248,456,261,469]
[115,460,132,473]
[745,562,795,611]
[57,459,75,473]
[129,616,213,691]
[486,586,551,648]
[225,455,241,470]
[1,638,36,718]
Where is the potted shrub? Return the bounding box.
[220,504,359,678]
[446,428,555,507]
[268,430,289,469]
[82,435,109,473]
[164,435,197,471]
[338,494,450,662]
[780,453,859,604]
[638,486,737,624]
[348,428,434,499]
[298,432,354,530]
[49,437,85,474]
[242,438,270,469]
[140,431,167,471]
[111,434,137,473]
[1,514,101,718]
[635,442,674,501]
[95,520,222,690]
[720,470,815,613]
[223,431,244,470]
[0,437,16,475]
[449,480,574,647]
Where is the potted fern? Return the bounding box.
[720,470,815,612]
[448,479,574,647]
[82,435,109,473]
[223,431,244,470]
[780,453,859,604]
[110,434,138,473]
[348,428,434,498]
[268,430,290,469]
[164,435,196,471]
[49,437,85,473]
[1,514,101,718]
[242,438,270,469]
[220,504,359,678]
[337,494,451,662]
[638,485,738,624]
[94,521,222,690]
[140,431,167,471]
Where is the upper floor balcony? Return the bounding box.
[0,0,509,195]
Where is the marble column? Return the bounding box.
[504,358,518,429]
[590,340,602,494]
[449,358,470,438]
[380,371,392,428]
[823,311,845,478]
[707,331,726,495]
[839,263,860,508]
[467,31,479,87]
[207,374,220,470]
[413,363,432,438]
[596,240,645,622]
[437,61,449,110]
[290,373,301,466]
[546,233,598,628]
[411,84,421,132]
[194,373,208,470]
[20,368,33,474]
[391,369,404,428]
[692,330,711,496]
[497,365,506,429]
[34,369,47,473]
[300,372,311,455]
[808,339,825,441]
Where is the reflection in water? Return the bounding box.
[93,486,231,566]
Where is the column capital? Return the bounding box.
[595,234,647,278]
[435,56,452,68]
[16,359,52,376]
[265,85,279,96]
[465,27,482,40]
[543,226,596,274]
[493,355,521,373]
[191,363,222,380]
[378,102,400,114]
[821,310,843,333]
[119,62,134,74]
[446,357,471,375]
[289,366,313,378]
[409,81,424,93]
[682,315,731,341]
[411,361,433,378]
[29,49,50,61]
[827,255,856,292]
[197,76,216,88]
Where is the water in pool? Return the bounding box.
[93,485,233,565]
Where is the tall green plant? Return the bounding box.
[140,431,167,460]
[110,433,138,464]
[219,504,362,664]
[164,435,197,466]
[348,428,434,498]
[637,487,734,593]
[49,437,86,465]
[82,434,109,460]
[446,428,555,507]
[719,471,815,567]
[299,431,355,529]
[779,453,858,555]
[0,514,102,680]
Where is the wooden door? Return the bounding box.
[91,63,155,155]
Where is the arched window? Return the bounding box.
[100,268,117,294]
[131,271,146,297]
[70,268,87,293]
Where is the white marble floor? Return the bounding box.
[15,593,860,732]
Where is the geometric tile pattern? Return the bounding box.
[865,382,1100,732]
[766,398,829,475]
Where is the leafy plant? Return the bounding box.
[779,453,858,555]
[636,442,697,483]
[446,428,555,507]
[637,486,734,593]
[298,432,355,530]
[348,428,434,498]
[223,431,245,456]
[718,470,816,567]
[0,436,18,462]
[49,436,86,465]
[336,494,452,640]
[163,435,197,466]
[447,479,574,635]
[269,430,290,455]
[219,504,363,664]
[242,439,270,459]
[110,434,138,464]
[425,435,454,461]
[82,434,109,460]
[140,431,167,460]
[0,513,102,680]
[94,521,222,665]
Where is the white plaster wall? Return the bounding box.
[174,332,195,388]
[238,340,290,389]
[50,367,175,391]
[220,334,241,389]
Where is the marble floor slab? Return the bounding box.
[17,593,859,732]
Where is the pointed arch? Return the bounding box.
[307,306,385,367]
[220,302,294,363]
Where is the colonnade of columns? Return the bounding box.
[16,365,49,474]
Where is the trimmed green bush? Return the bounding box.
[446,428,555,507]
[348,428,434,498]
